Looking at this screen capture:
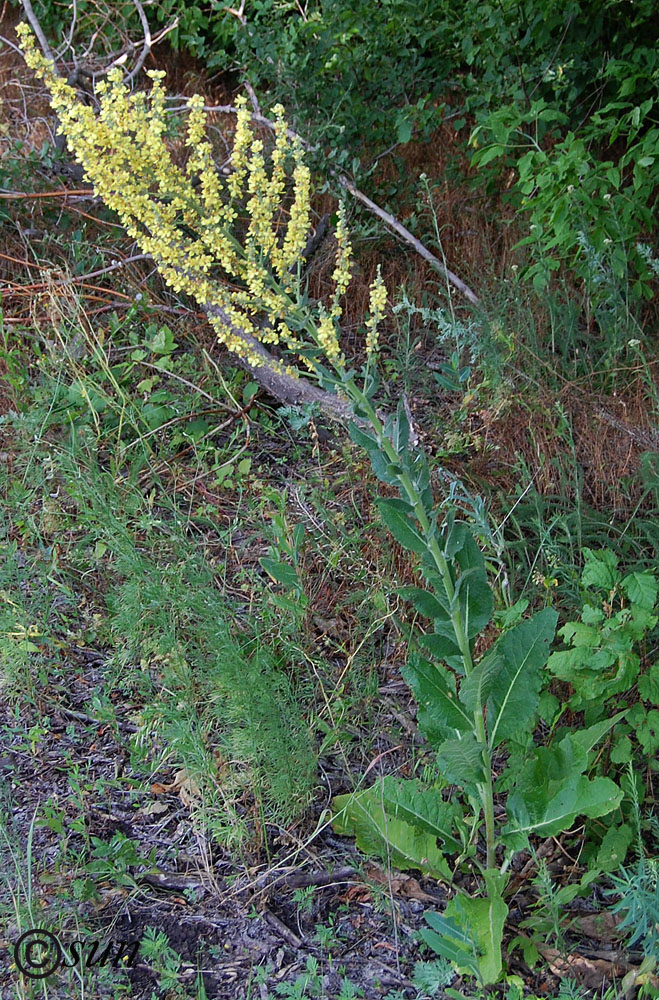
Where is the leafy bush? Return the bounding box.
[546,548,659,764]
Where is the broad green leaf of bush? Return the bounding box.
[501,725,624,853]
[421,871,508,985]
[546,553,658,720]
[332,777,461,879]
[462,608,558,748]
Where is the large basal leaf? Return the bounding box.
[485,608,558,749]
[402,652,473,747]
[422,871,508,985]
[376,498,427,554]
[331,777,455,879]
[501,774,623,852]
[376,777,463,852]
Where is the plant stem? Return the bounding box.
[343,377,496,870]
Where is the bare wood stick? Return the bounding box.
[338,174,480,306]
[204,303,354,423]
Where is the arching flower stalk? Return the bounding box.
[17,22,387,396]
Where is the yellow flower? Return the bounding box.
[332,201,352,302]
[16,23,356,376]
[366,265,386,357]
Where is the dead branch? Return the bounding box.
[204,303,354,422]
[338,174,480,305]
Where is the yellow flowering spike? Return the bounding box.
[366,265,387,358]
[17,23,357,377]
[227,95,252,201]
[331,201,353,318]
[315,307,343,368]
[278,142,312,280]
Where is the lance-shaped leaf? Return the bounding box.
[331,777,458,879]
[376,498,427,554]
[435,526,492,638]
[459,646,500,715]
[418,631,463,664]
[399,586,447,620]
[419,913,480,979]
[485,608,558,749]
[402,652,473,747]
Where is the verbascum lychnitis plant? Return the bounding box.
[17,21,369,417]
[18,24,625,984]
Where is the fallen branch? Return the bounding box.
[338,174,480,305]
[204,303,354,423]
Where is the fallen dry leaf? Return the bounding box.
[365,864,438,902]
[172,768,202,809]
[539,946,627,989]
[140,800,169,817]
[576,912,623,942]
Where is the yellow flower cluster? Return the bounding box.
[330,201,352,318]
[17,24,384,374]
[366,265,387,357]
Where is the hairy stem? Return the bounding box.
[344,378,496,870]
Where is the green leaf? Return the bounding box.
[581,548,619,590]
[436,733,485,789]
[636,708,659,754]
[502,773,622,850]
[402,653,473,746]
[149,325,177,355]
[418,631,463,662]
[331,778,452,879]
[419,914,480,978]
[259,557,300,589]
[473,144,505,167]
[568,711,626,757]
[242,381,259,404]
[396,118,413,144]
[399,586,447,620]
[623,571,658,611]
[459,649,500,715]
[453,532,493,637]
[377,778,463,852]
[485,609,558,748]
[595,823,633,872]
[348,421,378,452]
[639,662,659,702]
[376,499,426,554]
[423,872,508,984]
